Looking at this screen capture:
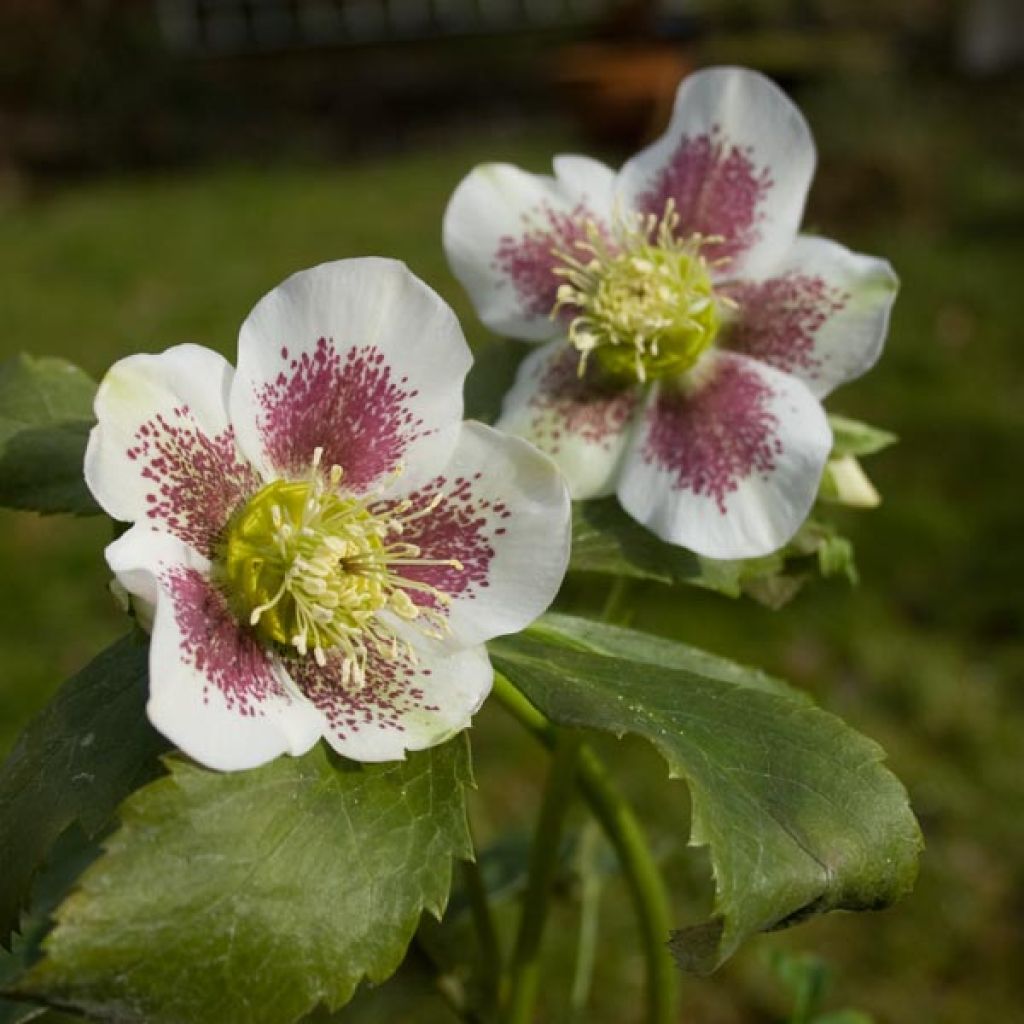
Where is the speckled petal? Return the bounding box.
[617,67,815,280]
[287,641,493,762]
[617,350,831,558]
[376,420,570,650]
[443,158,616,342]
[231,259,471,495]
[106,525,324,772]
[720,235,899,398]
[85,344,260,560]
[495,340,642,499]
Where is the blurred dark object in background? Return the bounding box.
[0,0,1009,185]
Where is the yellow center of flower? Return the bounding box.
[553,200,731,383]
[218,450,459,685]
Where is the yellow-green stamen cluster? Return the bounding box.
[219,449,461,687]
[553,200,732,383]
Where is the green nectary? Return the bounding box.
[553,201,729,384]
[217,453,458,682]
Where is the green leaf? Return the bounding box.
[0,828,101,1024]
[0,635,167,948]
[15,737,474,1024]
[531,612,811,705]
[569,499,702,585]
[489,615,922,974]
[0,355,99,516]
[827,415,897,458]
[568,500,845,607]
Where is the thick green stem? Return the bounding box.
[493,674,679,1024]
[504,731,583,1024]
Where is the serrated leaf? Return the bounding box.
[489,616,921,974]
[827,415,897,458]
[0,636,168,948]
[0,355,99,516]
[15,737,474,1024]
[0,828,102,1024]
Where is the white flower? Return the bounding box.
[443,67,898,558]
[85,258,570,771]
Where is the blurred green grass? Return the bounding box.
[0,73,1021,1023]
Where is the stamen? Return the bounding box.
[550,200,728,383]
[219,455,468,688]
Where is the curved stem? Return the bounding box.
[504,730,583,1024]
[493,674,679,1024]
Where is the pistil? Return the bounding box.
[552,200,734,383]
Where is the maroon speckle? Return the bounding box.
[289,647,440,741]
[636,127,773,265]
[526,346,639,456]
[256,339,428,491]
[495,201,605,318]
[642,357,781,512]
[379,472,507,613]
[165,567,287,715]
[126,411,258,558]
[721,274,849,379]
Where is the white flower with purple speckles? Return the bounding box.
[443,67,898,558]
[85,258,570,771]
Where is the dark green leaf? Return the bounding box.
[569,499,702,585]
[568,499,846,608]
[490,617,922,974]
[0,636,167,947]
[530,612,811,705]
[16,737,474,1024]
[0,355,98,516]
[827,415,897,458]
[0,828,101,1024]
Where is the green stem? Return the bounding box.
[493,674,679,1024]
[504,730,583,1023]
[569,822,604,1022]
[460,852,501,1011]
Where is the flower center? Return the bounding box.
[553,200,731,384]
[217,450,460,685]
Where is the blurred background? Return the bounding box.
[1,1,1022,1021]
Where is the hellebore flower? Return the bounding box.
[443,67,898,558]
[85,259,570,770]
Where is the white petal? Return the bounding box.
[495,340,642,499]
[721,235,899,398]
[617,350,831,558]
[231,258,471,494]
[379,420,570,650]
[552,154,617,201]
[617,67,815,279]
[107,526,324,772]
[288,641,493,762]
[85,344,259,559]
[443,160,615,342]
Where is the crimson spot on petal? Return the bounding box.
[636,127,772,266]
[495,201,605,318]
[165,567,288,716]
[642,359,781,513]
[256,339,429,492]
